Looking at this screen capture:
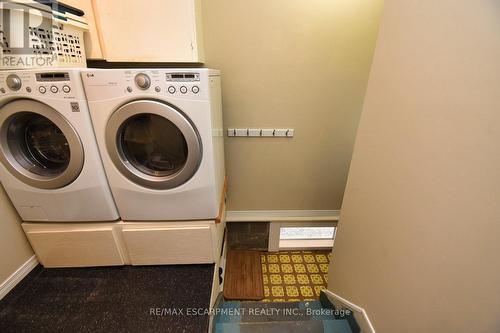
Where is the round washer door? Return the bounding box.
[106,100,202,190]
[0,99,84,189]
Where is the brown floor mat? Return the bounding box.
[223,250,264,300]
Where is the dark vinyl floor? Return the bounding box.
[0,264,214,333]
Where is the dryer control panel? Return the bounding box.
[81,69,220,102]
[0,70,81,100]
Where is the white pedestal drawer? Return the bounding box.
[120,223,216,265]
[22,220,225,268]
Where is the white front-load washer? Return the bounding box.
[0,69,119,222]
[81,69,225,221]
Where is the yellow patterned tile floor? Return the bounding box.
[261,251,332,302]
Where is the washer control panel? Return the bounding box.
[0,71,78,99]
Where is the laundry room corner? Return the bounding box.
[2,1,499,332]
[0,184,35,300]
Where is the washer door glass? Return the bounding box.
[106,100,202,190]
[0,99,84,189]
[120,114,188,177]
[7,112,70,176]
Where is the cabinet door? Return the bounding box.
[62,0,104,59]
[92,0,203,62]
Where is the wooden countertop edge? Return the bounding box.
[215,176,227,224]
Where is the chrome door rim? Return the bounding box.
[0,99,84,189]
[106,99,202,190]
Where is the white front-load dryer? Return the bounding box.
[0,69,119,222]
[81,69,225,221]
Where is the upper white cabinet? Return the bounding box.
[91,0,204,62]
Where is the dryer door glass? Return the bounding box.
[7,112,70,176]
[106,100,202,190]
[120,114,188,177]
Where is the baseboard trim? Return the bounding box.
[0,255,38,300]
[322,289,376,333]
[226,210,340,222]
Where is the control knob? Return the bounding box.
[134,73,151,90]
[6,74,22,91]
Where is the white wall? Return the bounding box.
[328,1,500,332]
